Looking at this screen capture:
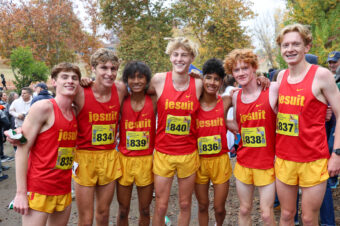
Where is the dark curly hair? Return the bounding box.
[202,58,226,80]
[122,61,152,85]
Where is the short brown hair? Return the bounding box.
[276,23,312,46]
[165,37,199,58]
[90,48,119,68]
[224,49,258,75]
[51,62,81,80]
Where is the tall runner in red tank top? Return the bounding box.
[275,24,340,226]
[156,71,199,155]
[11,63,81,225]
[194,58,233,226]
[225,49,278,226]
[72,48,127,226]
[27,99,77,196]
[236,88,276,169]
[116,61,156,226]
[276,65,329,161]
[76,85,120,151]
[148,37,203,226]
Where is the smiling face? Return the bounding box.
[231,61,256,86]
[53,71,79,96]
[328,59,340,74]
[127,72,147,93]
[280,31,311,65]
[170,47,194,75]
[92,61,119,88]
[203,73,222,95]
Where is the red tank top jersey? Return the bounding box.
[236,89,276,169]
[155,71,199,155]
[27,99,77,195]
[196,96,228,158]
[276,65,329,162]
[76,85,120,151]
[118,95,155,156]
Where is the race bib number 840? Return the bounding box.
[92,124,115,145]
[165,115,191,135]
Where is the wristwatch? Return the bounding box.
[333,148,340,156]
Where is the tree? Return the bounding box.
[172,0,254,68]
[0,0,103,71]
[10,47,49,93]
[284,0,339,66]
[252,9,285,69]
[100,0,173,73]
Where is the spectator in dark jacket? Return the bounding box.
[31,82,53,106]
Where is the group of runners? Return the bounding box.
[6,22,340,226]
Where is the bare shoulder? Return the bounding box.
[315,66,333,80]
[269,81,279,94]
[231,90,240,105]
[24,100,53,127]
[30,99,53,115]
[222,95,232,105]
[152,72,167,84]
[115,80,126,90]
[276,70,286,84]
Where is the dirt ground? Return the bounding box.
[0,142,339,225]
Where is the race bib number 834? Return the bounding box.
[92,124,115,145]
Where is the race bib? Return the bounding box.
[55,147,75,170]
[241,127,267,147]
[276,113,299,136]
[92,124,115,145]
[165,115,191,135]
[126,131,149,151]
[198,135,222,155]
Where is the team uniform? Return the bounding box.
[73,85,121,186]
[118,95,155,186]
[275,65,329,187]
[235,89,276,186]
[27,99,77,213]
[153,71,200,178]
[196,96,232,184]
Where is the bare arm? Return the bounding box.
[115,80,128,105]
[13,100,52,215]
[147,73,166,99]
[268,82,279,114]
[316,68,340,176]
[227,91,240,134]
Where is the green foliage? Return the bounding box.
[172,0,254,69]
[10,46,49,92]
[285,0,340,66]
[100,0,173,73]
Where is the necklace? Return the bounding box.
[173,76,190,91]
